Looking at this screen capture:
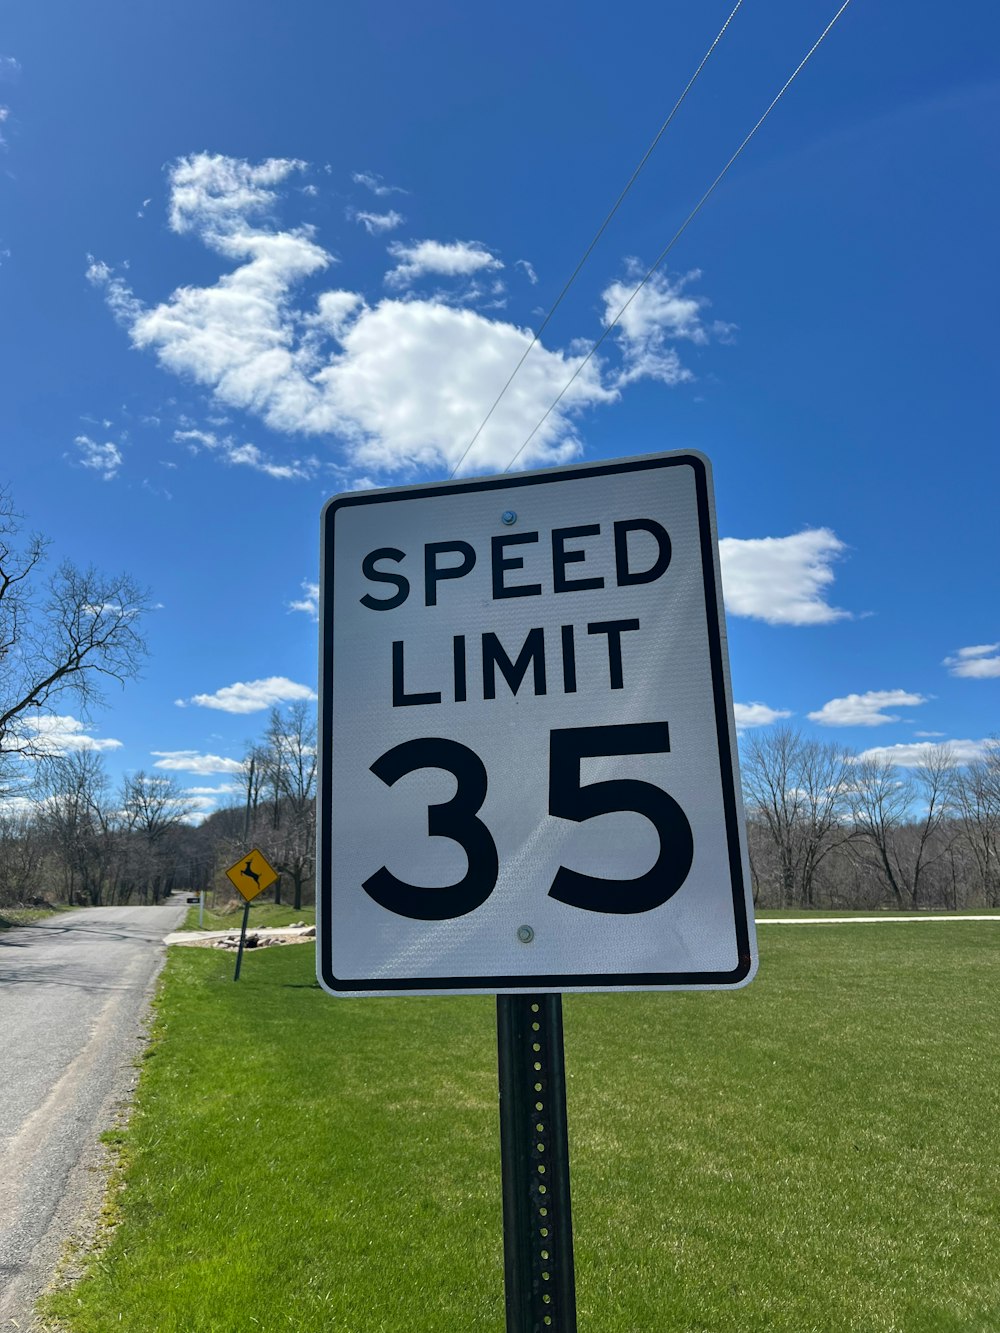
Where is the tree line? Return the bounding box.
[3,719,998,914]
[742,727,1000,910]
[0,701,317,911]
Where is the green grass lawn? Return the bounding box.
[42,923,1000,1332]
[179,901,316,932]
[754,906,1000,918]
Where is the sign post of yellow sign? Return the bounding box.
[224,848,279,980]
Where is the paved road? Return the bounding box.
[0,902,186,1329]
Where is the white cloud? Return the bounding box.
[311,298,614,473]
[223,442,317,480]
[176,796,220,822]
[605,265,708,342]
[515,259,538,285]
[944,643,1000,679]
[603,266,721,387]
[719,529,849,626]
[20,715,123,755]
[86,257,143,325]
[0,56,20,81]
[89,152,727,478]
[733,701,793,730]
[167,152,308,240]
[73,434,122,480]
[855,739,995,768]
[176,676,317,714]
[288,580,319,620]
[955,642,998,657]
[180,782,244,817]
[173,427,316,480]
[152,750,244,775]
[303,290,364,338]
[105,255,612,473]
[174,427,218,452]
[0,795,36,817]
[384,239,502,289]
[808,690,928,728]
[352,208,404,235]
[132,232,330,402]
[352,170,406,197]
[92,157,334,438]
[83,600,142,618]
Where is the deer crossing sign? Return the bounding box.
[317,451,756,996]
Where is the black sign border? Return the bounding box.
[318,452,754,993]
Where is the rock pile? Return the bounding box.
[212,925,315,950]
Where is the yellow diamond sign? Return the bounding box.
[225,848,278,902]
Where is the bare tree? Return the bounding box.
[262,702,317,910]
[952,742,1000,906]
[740,727,853,907]
[239,743,270,842]
[0,488,149,784]
[36,750,118,905]
[0,810,44,905]
[847,748,954,909]
[120,771,193,903]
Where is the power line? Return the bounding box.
[448,0,747,480]
[502,0,855,476]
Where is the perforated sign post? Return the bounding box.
[317,450,756,1331]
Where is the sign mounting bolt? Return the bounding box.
[516,924,535,943]
[501,510,517,526]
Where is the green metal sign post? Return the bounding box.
[497,994,577,1331]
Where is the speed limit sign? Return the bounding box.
[317,451,756,996]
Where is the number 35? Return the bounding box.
[361,722,694,920]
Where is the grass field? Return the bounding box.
[42,922,1000,1332]
[179,901,317,932]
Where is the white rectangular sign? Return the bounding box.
[318,451,756,996]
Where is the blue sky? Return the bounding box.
[1,0,997,820]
